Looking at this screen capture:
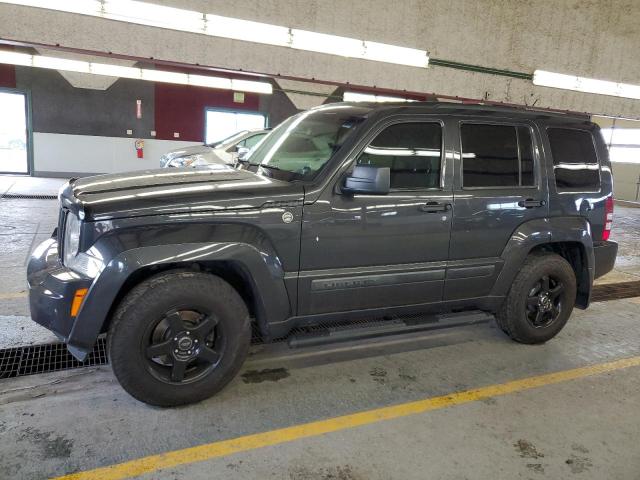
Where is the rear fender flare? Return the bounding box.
[491,217,593,298]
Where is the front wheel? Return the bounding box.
[496,252,577,344]
[108,271,251,407]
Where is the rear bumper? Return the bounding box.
[27,238,93,357]
[593,241,618,279]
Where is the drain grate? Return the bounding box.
[0,337,108,379]
[1,193,58,200]
[592,280,640,302]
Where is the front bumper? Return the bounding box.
[27,238,93,354]
[593,240,618,279]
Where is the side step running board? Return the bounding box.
[287,311,493,349]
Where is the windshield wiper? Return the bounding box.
[259,164,284,171]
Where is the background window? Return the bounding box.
[548,128,600,190]
[599,122,640,164]
[356,122,442,189]
[205,110,266,144]
[461,124,536,188]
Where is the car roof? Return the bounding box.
[322,101,592,123]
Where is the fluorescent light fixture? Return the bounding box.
[4,0,101,15]
[0,0,429,69]
[231,79,272,94]
[363,41,429,68]
[291,29,364,58]
[91,63,142,79]
[33,56,90,73]
[0,50,32,66]
[188,74,232,89]
[343,91,416,103]
[205,14,291,47]
[533,70,640,100]
[0,50,272,93]
[141,69,189,84]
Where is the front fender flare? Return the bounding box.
[67,242,290,356]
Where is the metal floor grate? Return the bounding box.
[0,337,108,379]
[592,280,640,302]
[1,193,58,200]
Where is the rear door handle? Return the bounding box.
[518,199,546,208]
[419,202,451,213]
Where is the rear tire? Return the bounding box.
[108,271,251,407]
[496,252,576,344]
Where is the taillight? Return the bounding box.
[602,196,614,241]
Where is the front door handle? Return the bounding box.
[419,202,451,213]
[518,198,546,208]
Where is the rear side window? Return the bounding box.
[547,128,600,191]
[357,122,442,189]
[461,124,536,188]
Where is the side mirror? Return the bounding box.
[236,146,250,160]
[343,165,390,195]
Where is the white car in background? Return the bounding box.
[160,129,269,168]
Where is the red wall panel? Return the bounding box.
[154,83,260,142]
[0,64,16,88]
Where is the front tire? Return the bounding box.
[496,252,577,344]
[108,271,251,407]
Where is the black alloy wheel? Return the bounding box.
[144,309,225,384]
[525,275,564,329]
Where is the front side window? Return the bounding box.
[548,128,600,190]
[461,124,536,188]
[356,122,442,189]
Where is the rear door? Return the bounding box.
[446,118,549,300]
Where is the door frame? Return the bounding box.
[0,87,33,175]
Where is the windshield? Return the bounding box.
[246,106,372,181]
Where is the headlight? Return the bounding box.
[63,214,104,278]
[63,213,81,267]
[168,155,208,168]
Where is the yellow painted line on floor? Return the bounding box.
[0,291,27,299]
[53,355,640,480]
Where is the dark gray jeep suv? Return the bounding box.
[27,102,617,406]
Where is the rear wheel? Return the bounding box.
[108,271,250,407]
[496,252,577,344]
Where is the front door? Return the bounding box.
[298,118,453,315]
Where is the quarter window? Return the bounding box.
[548,128,600,190]
[461,124,536,188]
[356,122,442,189]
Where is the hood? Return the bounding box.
[68,167,304,221]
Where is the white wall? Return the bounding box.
[2,1,640,118]
[612,163,640,202]
[32,133,201,175]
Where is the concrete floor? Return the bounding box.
[1,176,639,480]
